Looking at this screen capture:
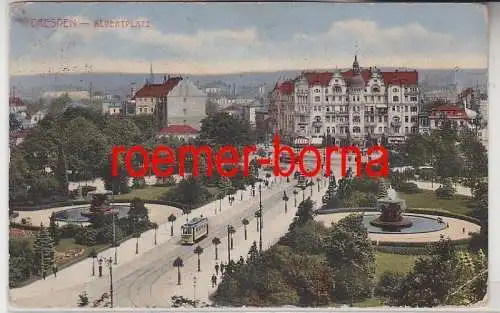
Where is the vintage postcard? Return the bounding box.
[8,1,488,309]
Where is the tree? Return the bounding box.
[48,212,60,245]
[380,238,487,307]
[326,214,375,302]
[33,225,55,276]
[9,113,21,130]
[168,214,177,236]
[48,93,72,115]
[242,218,249,240]
[292,198,315,227]
[199,112,256,146]
[436,177,455,199]
[212,237,221,260]
[128,197,149,230]
[173,257,184,285]
[282,191,289,214]
[162,176,211,207]
[194,246,204,272]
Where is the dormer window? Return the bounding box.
[393,88,398,92]
[314,88,321,93]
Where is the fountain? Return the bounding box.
[80,190,116,219]
[369,186,413,231]
[55,190,130,224]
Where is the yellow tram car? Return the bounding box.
[180,217,209,245]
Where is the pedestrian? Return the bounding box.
[211,274,217,287]
[220,263,225,275]
[52,264,58,278]
[215,263,219,276]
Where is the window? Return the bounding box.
[411,96,418,102]
[183,119,187,124]
[315,127,321,134]
[353,116,361,123]
[393,88,398,92]
[392,106,395,111]
[378,116,382,123]
[327,127,330,133]
[183,108,187,114]
[405,116,409,122]
[405,106,408,112]
[326,96,329,102]
[183,97,187,102]
[411,106,418,112]
[353,126,361,133]
[334,86,342,93]
[378,126,382,132]
[326,107,330,112]
[405,127,409,133]
[139,108,143,113]
[378,96,381,101]
[314,88,321,93]
[397,106,401,112]
[393,96,399,102]
[314,96,320,102]
[357,96,360,101]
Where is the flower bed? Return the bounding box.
[9,227,35,239]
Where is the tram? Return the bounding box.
[180,216,209,245]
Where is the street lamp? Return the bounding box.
[258,183,263,252]
[226,225,234,263]
[98,257,103,277]
[193,276,198,307]
[105,257,114,308]
[112,211,117,265]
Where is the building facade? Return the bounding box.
[269,56,420,146]
[133,76,207,129]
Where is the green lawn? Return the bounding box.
[345,252,419,307]
[398,190,472,216]
[114,186,171,201]
[375,252,418,280]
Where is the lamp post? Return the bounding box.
[193,276,198,307]
[258,183,263,252]
[105,257,114,308]
[112,211,117,265]
[226,225,234,263]
[98,257,103,277]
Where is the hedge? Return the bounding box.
[405,208,481,225]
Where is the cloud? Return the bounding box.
[293,19,456,55]
[115,26,260,49]
[9,18,487,75]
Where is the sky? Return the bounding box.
[9,2,488,75]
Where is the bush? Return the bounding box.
[397,182,421,194]
[59,224,81,239]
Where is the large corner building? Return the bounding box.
[268,56,421,146]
